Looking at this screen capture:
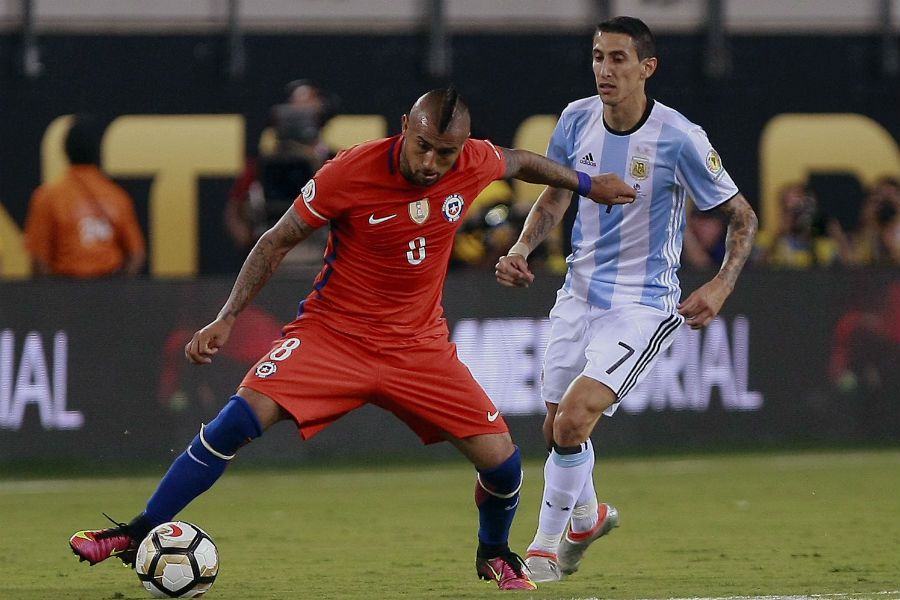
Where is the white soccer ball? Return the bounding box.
[135,521,219,598]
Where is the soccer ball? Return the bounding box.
[135,521,219,598]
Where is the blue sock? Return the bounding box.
[475,447,522,553]
[142,396,262,528]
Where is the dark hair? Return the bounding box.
[874,176,900,190]
[876,201,898,225]
[597,16,656,60]
[438,85,461,133]
[412,87,469,133]
[64,115,102,165]
[282,78,340,124]
[283,78,319,99]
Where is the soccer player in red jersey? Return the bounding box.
[69,87,635,591]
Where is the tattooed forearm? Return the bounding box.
[218,239,287,320]
[521,202,563,249]
[517,187,573,252]
[715,194,758,290]
[502,148,579,192]
[218,210,316,321]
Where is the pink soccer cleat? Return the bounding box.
[69,516,138,567]
[476,551,538,591]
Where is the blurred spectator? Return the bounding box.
[829,280,900,438]
[452,180,559,271]
[453,179,517,268]
[24,115,146,278]
[682,203,727,269]
[756,182,850,268]
[830,281,900,386]
[850,177,900,266]
[158,302,282,412]
[225,79,338,268]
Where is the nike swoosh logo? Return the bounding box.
[186,446,209,467]
[368,213,397,225]
[487,410,500,422]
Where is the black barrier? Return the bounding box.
[0,269,898,467]
[2,33,900,276]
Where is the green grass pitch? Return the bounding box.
[1,449,898,600]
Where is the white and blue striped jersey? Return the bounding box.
[548,97,738,313]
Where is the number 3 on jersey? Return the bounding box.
[407,236,426,265]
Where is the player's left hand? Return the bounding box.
[495,253,534,288]
[677,276,732,330]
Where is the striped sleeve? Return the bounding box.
[676,127,739,211]
[546,111,572,166]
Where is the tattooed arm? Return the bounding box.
[501,148,634,206]
[185,208,318,364]
[217,209,314,321]
[494,147,634,288]
[713,193,759,291]
[677,193,758,329]
[495,185,572,288]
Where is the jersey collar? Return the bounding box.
[603,97,655,136]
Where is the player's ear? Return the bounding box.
[400,114,409,134]
[641,57,658,79]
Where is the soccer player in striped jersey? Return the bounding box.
[495,16,758,582]
[69,87,636,592]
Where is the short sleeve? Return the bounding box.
[546,112,572,167]
[676,127,739,211]
[464,138,507,189]
[292,153,348,228]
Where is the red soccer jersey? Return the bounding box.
[292,134,506,340]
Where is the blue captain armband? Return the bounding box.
[576,171,592,197]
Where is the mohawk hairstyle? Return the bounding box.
[437,85,460,133]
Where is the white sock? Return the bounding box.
[571,440,599,534]
[528,443,592,555]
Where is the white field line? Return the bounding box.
[562,593,900,600]
[649,593,900,600]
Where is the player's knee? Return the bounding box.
[237,387,283,429]
[477,446,522,497]
[552,411,592,447]
[201,395,264,458]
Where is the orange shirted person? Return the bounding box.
[25,115,146,278]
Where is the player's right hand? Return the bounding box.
[184,318,232,364]
[495,253,534,288]
[587,173,636,206]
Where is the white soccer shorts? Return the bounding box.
[541,289,684,415]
